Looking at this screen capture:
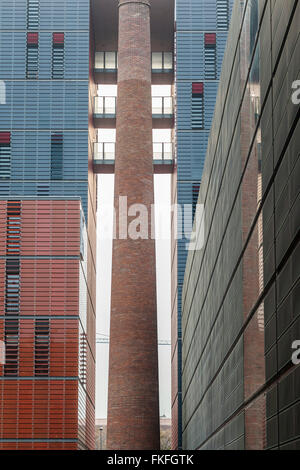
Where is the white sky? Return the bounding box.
[95,85,172,419]
[96,174,172,419]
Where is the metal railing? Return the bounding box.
[94,142,115,160]
[151,52,173,72]
[95,51,173,72]
[153,142,173,160]
[94,96,173,117]
[94,96,117,115]
[95,51,118,70]
[94,142,173,161]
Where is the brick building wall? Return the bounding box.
[107,0,160,450]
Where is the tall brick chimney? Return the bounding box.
[106,0,160,450]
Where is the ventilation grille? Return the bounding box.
[26,32,39,79]
[205,33,217,80]
[192,83,204,130]
[0,132,11,180]
[4,319,19,376]
[6,201,21,256]
[35,319,50,377]
[51,133,63,180]
[52,33,65,79]
[27,0,39,30]
[5,259,20,316]
[79,332,87,386]
[192,183,200,221]
[217,0,229,30]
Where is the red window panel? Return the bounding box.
[53,33,64,45]
[205,33,216,46]
[0,132,11,144]
[27,32,39,44]
[192,82,204,95]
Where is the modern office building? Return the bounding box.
[0,0,176,450]
[0,0,96,449]
[0,199,93,449]
[181,0,299,450]
[171,0,233,448]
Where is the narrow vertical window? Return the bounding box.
[192,183,200,222]
[37,184,50,196]
[217,0,229,30]
[51,133,63,180]
[35,320,50,376]
[52,33,65,79]
[4,202,21,377]
[0,132,11,180]
[192,83,204,130]
[205,33,217,80]
[4,319,19,376]
[5,259,20,315]
[6,201,21,256]
[26,32,39,79]
[27,0,39,30]
[79,332,87,386]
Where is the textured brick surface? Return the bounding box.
[107,0,160,450]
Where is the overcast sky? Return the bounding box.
[96,173,172,419]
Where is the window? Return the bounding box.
[52,33,65,79]
[27,0,39,30]
[95,51,118,70]
[37,184,50,196]
[26,32,39,79]
[192,183,200,221]
[152,52,173,71]
[205,33,217,80]
[79,332,87,386]
[5,259,20,315]
[192,83,204,130]
[35,320,50,376]
[217,0,229,30]
[4,319,19,376]
[51,133,63,180]
[0,132,11,180]
[6,201,21,256]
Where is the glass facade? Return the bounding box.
[181,0,300,450]
[172,0,234,449]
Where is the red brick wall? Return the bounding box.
[107,0,160,450]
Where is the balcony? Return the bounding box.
[93,142,115,173]
[152,96,174,129]
[93,96,117,128]
[93,142,174,174]
[94,52,118,84]
[151,52,174,84]
[93,96,174,129]
[94,51,174,85]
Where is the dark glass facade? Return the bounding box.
[181,0,300,450]
[172,0,233,448]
